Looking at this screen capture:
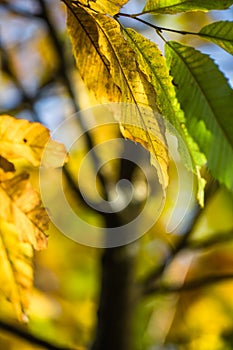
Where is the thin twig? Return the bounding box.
[144,273,233,296]
[0,320,76,350]
[116,12,203,36]
[188,230,233,250]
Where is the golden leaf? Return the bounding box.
[66,5,121,103]
[67,0,129,15]
[66,4,169,189]
[0,115,68,167]
[0,219,33,322]
[0,172,49,250]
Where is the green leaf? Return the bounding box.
[123,28,206,203]
[143,0,233,14]
[165,41,233,193]
[199,21,233,56]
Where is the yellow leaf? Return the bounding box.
[66,4,169,189]
[0,219,33,322]
[66,5,121,103]
[0,115,68,167]
[119,107,169,189]
[89,0,129,15]
[0,172,49,250]
[95,14,169,187]
[67,0,129,15]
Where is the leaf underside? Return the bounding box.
[200,21,233,56]
[166,41,233,192]
[123,28,206,203]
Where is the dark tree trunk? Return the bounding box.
[91,244,136,350]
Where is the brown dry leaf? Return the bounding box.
[0,155,15,173]
[0,115,68,167]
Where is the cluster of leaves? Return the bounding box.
[0,115,67,321]
[64,0,233,205]
[0,1,233,349]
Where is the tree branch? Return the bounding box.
[188,230,233,250]
[0,320,77,350]
[143,273,233,296]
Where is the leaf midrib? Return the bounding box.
[0,183,45,238]
[67,2,113,76]
[169,43,233,150]
[95,17,161,162]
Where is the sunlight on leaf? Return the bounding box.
[0,219,33,322]
[143,0,233,14]
[123,28,206,203]
[119,107,169,189]
[66,5,121,103]
[66,3,169,190]
[0,115,67,167]
[0,115,68,320]
[200,21,233,56]
[0,172,49,250]
[166,41,233,193]
[75,0,129,15]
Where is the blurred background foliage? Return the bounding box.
[0,1,233,349]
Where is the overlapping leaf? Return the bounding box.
[0,115,68,320]
[0,167,48,320]
[165,42,233,192]
[143,0,233,14]
[123,28,206,203]
[0,115,67,167]
[199,21,233,55]
[96,14,169,186]
[71,0,129,15]
[66,3,169,189]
